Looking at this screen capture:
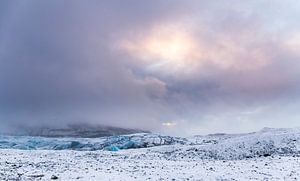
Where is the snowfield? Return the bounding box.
[1,128,300,180]
[1,149,300,180]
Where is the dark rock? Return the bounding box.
[51,175,58,180]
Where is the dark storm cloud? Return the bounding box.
[1,0,300,135]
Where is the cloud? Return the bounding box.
[1,1,300,135]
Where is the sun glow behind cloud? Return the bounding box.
[2,0,300,136]
[119,24,201,74]
[118,22,271,77]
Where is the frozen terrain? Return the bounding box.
[1,128,300,180]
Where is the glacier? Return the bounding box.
[0,133,188,151]
[0,127,300,159]
[1,128,300,180]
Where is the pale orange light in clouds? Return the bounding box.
[141,27,196,61]
[285,33,300,55]
[118,23,270,75]
[119,24,201,73]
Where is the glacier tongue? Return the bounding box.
[0,133,189,151]
[0,128,300,160]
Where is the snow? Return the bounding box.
[1,128,300,180]
[1,149,300,180]
[0,133,188,151]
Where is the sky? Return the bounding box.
[0,0,300,136]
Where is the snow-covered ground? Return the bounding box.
[1,128,300,180]
[1,149,300,180]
